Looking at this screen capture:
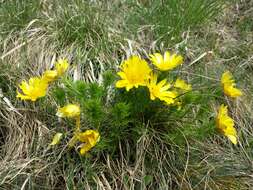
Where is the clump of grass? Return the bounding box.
[126,0,224,46]
[0,0,41,37]
[44,0,110,49]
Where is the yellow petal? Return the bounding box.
[150,51,183,71]
[56,104,80,118]
[147,74,176,104]
[221,71,242,98]
[223,85,242,98]
[55,58,69,77]
[50,133,63,145]
[117,72,127,79]
[157,79,167,88]
[174,78,192,91]
[115,80,128,88]
[216,104,238,145]
[16,91,30,100]
[164,51,171,62]
[116,56,151,91]
[126,85,134,91]
[16,77,48,102]
[163,97,176,104]
[221,71,234,85]
[19,81,30,95]
[78,130,100,144]
[224,125,237,145]
[226,135,237,145]
[151,53,163,65]
[80,143,93,155]
[77,130,100,155]
[42,70,58,83]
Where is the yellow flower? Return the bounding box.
[216,104,237,145]
[56,104,80,118]
[42,58,69,83]
[147,73,177,104]
[149,51,183,71]
[77,130,100,155]
[221,71,242,98]
[55,58,69,77]
[42,70,58,83]
[50,133,63,146]
[16,77,48,101]
[174,78,192,91]
[116,56,152,91]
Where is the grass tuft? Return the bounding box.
[126,0,224,46]
[0,0,40,36]
[44,0,109,48]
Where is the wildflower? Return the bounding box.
[77,130,100,155]
[69,130,100,155]
[16,77,48,101]
[50,133,63,145]
[221,71,242,98]
[147,73,177,104]
[42,70,58,83]
[149,51,183,71]
[174,78,192,91]
[216,104,237,145]
[55,58,69,77]
[42,58,69,83]
[57,104,81,147]
[56,104,80,118]
[116,56,151,91]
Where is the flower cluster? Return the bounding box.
[16,58,100,155]
[115,52,243,145]
[216,71,242,145]
[16,58,69,101]
[55,104,100,155]
[15,52,244,157]
[116,51,191,106]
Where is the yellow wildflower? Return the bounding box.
[116,56,152,91]
[42,58,69,83]
[77,130,100,155]
[16,77,48,101]
[42,70,58,83]
[216,104,237,145]
[56,104,80,118]
[55,58,69,77]
[50,133,63,145]
[147,73,177,104]
[149,51,183,71]
[221,71,242,98]
[174,78,192,91]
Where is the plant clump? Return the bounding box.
[16,51,243,156]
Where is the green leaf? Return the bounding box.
[143,175,153,186]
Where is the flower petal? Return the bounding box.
[50,133,63,145]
